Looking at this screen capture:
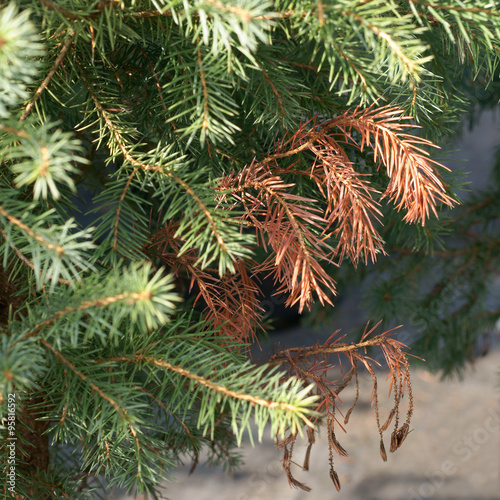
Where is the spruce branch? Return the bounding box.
[0,335,46,395]
[20,30,75,122]
[0,227,36,273]
[98,350,318,445]
[0,198,95,291]
[80,69,252,273]
[113,354,311,414]
[39,338,138,430]
[0,204,64,257]
[0,123,86,200]
[0,3,44,117]
[345,9,432,82]
[38,337,145,480]
[112,166,140,254]
[25,262,181,342]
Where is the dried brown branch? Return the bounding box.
[214,103,454,316]
[147,221,262,345]
[254,104,455,264]
[219,163,338,312]
[281,119,386,265]
[269,322,414,492]
[281,435,311,492]
[325,104,456,224]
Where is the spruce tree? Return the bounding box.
[0,0,498,498]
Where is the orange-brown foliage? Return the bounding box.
[147,104,446,491]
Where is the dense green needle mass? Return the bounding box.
[0,0,499,497]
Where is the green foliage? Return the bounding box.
[0,0,499,498]
[2,122,85,199]
[0,3,43,117]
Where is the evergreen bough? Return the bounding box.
[0,0,498,497]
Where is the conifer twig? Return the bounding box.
[20,31,75,121]
[102,353,315,423]
[0,203,64,256]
